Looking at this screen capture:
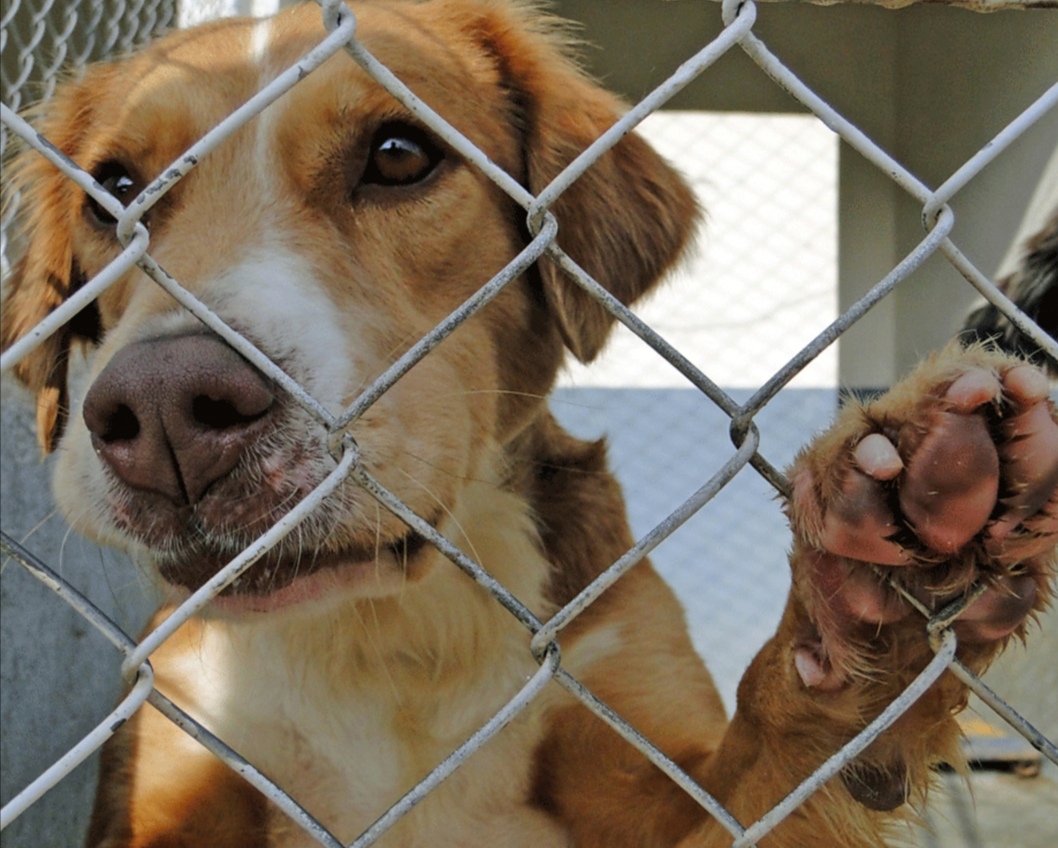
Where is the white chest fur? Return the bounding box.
[157,486,574,846]
[242,633,563,843]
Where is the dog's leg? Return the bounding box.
[673,344,1057,847]
[86,703,268,848]
[85,616,268,848]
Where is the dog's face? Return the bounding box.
[2,0,696,614]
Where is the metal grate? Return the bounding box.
[1,0,1056,845]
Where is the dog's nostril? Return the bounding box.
[99,404,141,443]
[192,394,269,431]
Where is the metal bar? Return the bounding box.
[134,253,340,429]
[553,667,750,844]
[732,630,960,847]
[939,237,1058,365]
[0,532,137,654]
[113,3,358,242]
[527,4,756,226]
[120,441,359,679]
[947,659,1058,769]
[531,428,760,656]
[733,206,956,428]
[346,465,544,635]
[147,691,346,848]
[348,645,562,847]
[334,218,558,431]
[926,80,1058,221]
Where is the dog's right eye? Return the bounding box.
[361,123,444,188]
[85,162,139,228]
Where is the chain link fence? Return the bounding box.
[2,0,1057,845]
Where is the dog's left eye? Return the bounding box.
[85,162,140,228]
[362,124,444,187]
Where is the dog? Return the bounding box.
[963,208,1057,376]
[2,2,1056,846]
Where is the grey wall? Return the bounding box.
[1,391,157,846]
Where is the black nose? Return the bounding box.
[82,333,276,505]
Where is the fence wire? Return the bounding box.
[1,0,1056,846]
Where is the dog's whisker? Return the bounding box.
[394,467,484,573]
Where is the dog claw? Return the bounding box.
[993,402,1058,538]
[1002,363,1050,405]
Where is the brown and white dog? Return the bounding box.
[2,2,1057,846]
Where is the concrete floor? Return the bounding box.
[911,766,1058,848]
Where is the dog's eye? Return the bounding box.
[361,124,443,187]
[85,162,139,227]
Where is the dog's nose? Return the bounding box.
[82,333,276,505]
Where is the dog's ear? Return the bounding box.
[474,3,700,363]
[1,83,96,453]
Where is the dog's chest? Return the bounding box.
[181,621,570,847]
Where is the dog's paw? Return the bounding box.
[786,346,1058,690]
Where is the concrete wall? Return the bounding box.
[554,0,1058,386]
[1,393,156,847]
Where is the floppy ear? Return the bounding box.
[1,85,94,452]
[475,2,700,362]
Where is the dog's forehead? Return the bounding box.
[261,3,511,137]
[100,3,511,158]
[76,20,267,158]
